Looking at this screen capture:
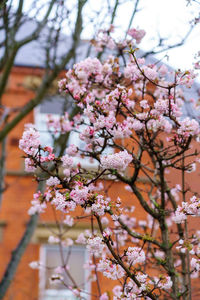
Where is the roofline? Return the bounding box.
[14,63,44,69]
[13,63,67,70]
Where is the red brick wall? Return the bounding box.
[0,66,200,299]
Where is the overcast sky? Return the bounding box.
[126,0,200,70]
[22,0,200,71]
[82,0,200,71]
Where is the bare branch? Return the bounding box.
[0,0,87,142]
[0,137,6,207]
[0,180,45,299]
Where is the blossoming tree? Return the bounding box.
[19,28,200,300]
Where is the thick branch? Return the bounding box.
[0,0,56,101]
[16,0,56,48]
[0,0,86,142]
[0,181,45,299]
[0,137,6,207]
[0,0,8,10]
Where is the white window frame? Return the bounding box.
[34,106,98,169]
[34,106,98,168]
[39,244,90,300]
[34,103,113,170]
[34,106,59,148]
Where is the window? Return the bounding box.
[34,96,113,169]
[39,245,90,300]
[34,96,67,148]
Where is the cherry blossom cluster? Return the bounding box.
[127,28,146,44]
[173,195,200,224]
[46,112,72,134]
[20,28,200,299]
[100,150,132,171]
[91,26,145,54]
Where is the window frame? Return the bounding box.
[39,244,91,300]
[34,104,100,170]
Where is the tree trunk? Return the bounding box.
[0,181,45,299]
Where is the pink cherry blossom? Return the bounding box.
[19,127,40,155]
[100,150,132,171]
[46,176,60,186]
[127,28,146,44]
[61,154,73,168]
[126,247,145,265]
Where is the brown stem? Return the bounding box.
[91,216,101,297]
[0,137,7,207]
[182,155,192,300]
[96,216,158,300]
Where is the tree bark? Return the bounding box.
[0,181,45,299]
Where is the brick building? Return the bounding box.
[0,62,149,299]
[1,25,200,300]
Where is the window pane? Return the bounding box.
[45,245,86,289]
[40,95,73,115]
[43,289,77,300]
[34,95,73,148]
[41,245,90,300]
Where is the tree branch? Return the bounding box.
[0,0,87,142]
[0,137,6,207]
[0,181,45,299]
